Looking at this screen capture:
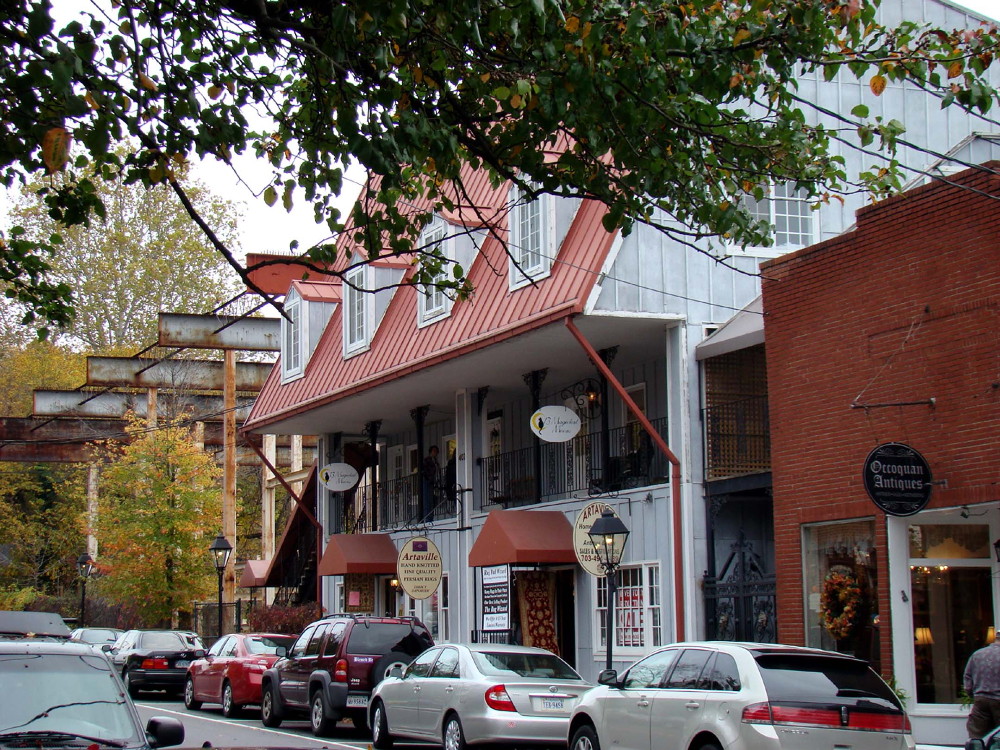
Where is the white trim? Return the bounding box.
[621,382,647,426]
[583,230,625,314]
[726,180,818,258]
[592,559,663,659]
[508,184,556,291]
[584,309,686,321]
[280,289,306,383]
[343,265,372,359]
[417,217,454,328]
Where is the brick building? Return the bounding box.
[761,163,1000,743]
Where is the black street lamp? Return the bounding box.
[76,552,94,628]
[209,533,233,640]
[588,509,630,672]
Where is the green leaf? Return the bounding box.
[851,104,869,119]
[264,186,277,207]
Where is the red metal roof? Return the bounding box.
[244,166,615,432]
[291,280,341,303]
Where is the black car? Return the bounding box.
[0,613,184,749]
[109,629,206,697]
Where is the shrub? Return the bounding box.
[246,603,322,636]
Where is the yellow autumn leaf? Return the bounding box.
[480,72,491,83]
[208,85,223,100]
[511,93,523,108]
[733,28,751,47]
[581,22,592,39]
[413,67,423,84]
[729,74,743,89]
[41,126,72,174]
[138,73,158,92]
[85,91,99,110]
[225,80,235,95]
[948,60,963,79]
[565,16,580,33]
[869,74,886,96]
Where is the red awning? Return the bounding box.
[468,510,577,567]
[239,559,270,588]
[317,533,399,576]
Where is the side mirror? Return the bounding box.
[101,644,112,653]
[966,740,986,750]
[276,646,287,657]
[389,666,403,679]
[597,669,619,687]
[194,649,205,659]
[146,717,184,748]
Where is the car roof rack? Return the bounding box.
[321,613,420,623]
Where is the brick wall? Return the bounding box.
[761,164,1000,675]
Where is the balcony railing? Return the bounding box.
[703,396,770,482]
[329,475,460,534]
[477,417,670,511]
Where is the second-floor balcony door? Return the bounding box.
[564,397,593,492]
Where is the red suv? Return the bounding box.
[260,615,433,736]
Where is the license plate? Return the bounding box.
[174,660,190,668]
[346,695,369,708]
[541,698,564,711]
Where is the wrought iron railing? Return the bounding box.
[328,475,461,534]
[703,532,777,643]
[477,417,670,510]
[703,396,770,481]
[470,629,514,644]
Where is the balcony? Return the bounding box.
[703,396,770,482]
[477,417,670,511]
[330,475,460,534]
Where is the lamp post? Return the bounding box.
[209,533,233,640]
[76,553,94,628]
[587,509,630,672]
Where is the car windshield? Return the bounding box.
[346,623,433,656]
[755,654,900,710]
[472,651,581,680]
[0,653,142,743]
[139,632,185,651]
[76,630,119,645]
[245,636,296,655]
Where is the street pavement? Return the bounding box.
[134,693,430,750]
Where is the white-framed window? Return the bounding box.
[418,219,452,326]
[596,562,662,656]
[344,265,370,357]
[424,574,450,643]
[735,182,816,257]
[508,183,555,289]
[281,290,304,382]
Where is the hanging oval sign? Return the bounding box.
[318,463,361,492]
[573,502,624,577]
[862,442,932,517]
[529,405,582,443]
[397,536,443,600]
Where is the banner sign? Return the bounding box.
[481,564,511,631]
[574,501,623,577]
[862,442,932,517]
[343,573,375,613]
[397,536,443,600]
[319,463,361,492]
[529,405,582,443]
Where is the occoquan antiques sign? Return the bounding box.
[862,442,932,517]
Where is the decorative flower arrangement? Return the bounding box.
[820,571,862,641]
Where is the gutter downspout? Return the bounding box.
[565,317,685,642]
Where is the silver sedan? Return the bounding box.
[369,643,591,750]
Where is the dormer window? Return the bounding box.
[418,218,452,326]
[281,290,303,382]
[508,183,554,290]
[344,265,370,357]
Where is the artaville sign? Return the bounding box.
[397,536,443,600]
[862,442,933,517]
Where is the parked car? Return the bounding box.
[69,627,124,646]
[0,612,184,749]
[184,633,297,717]
[109,629,206,697]
[369,643,590,750]
[568,642,913,750]
[260,614,434,735]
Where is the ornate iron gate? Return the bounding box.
[704,532,777,642]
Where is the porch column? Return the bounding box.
[523,369,548,502]
[364,421,381,531]
[329,432,343,534]
[86,463,99,559]
[598,347,618,488]
[412,405,430,519]
[262,434,276,605]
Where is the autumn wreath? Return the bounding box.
[820,571,862,641]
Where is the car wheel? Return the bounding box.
[123,668,139,698]
[443,713,466,750]
[310,690,336,737]
[571,724,601,750]
[372,700,393,749]
[222,681,242,718]
[184,676,202,710]
[261,684,282,728]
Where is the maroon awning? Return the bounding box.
[317,533,399,576]
[468,510,576,567]
[239,559,270,588]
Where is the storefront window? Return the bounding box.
[803,520,880,670]
[910,523,994,704]
[597,563,661,652]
